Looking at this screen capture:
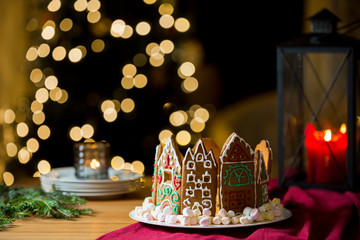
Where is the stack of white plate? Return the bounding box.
[40,167,144,198]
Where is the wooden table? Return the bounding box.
[0,176,152,240]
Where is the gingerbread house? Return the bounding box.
[219,133,256,213]
[153,135,183,214]
[180,138,219,216]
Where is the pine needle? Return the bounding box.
[0,183,92,229]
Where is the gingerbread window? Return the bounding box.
[196,153,204,162]
[186,161,196,170]
[163,170,172,184]
[186,187,195,197]
[203,160,212,168]
[187,172,196,183]
[195,180,202,190]
[202,187,211,198]
[202,171,211,183]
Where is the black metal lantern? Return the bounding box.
[277,9,360,190]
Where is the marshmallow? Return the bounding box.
[151,211,159,220]
[258,205,266,213]
[190,216,198,225]
[144,212,153,221]
[203,208,212,217]
[144,203,156,211]
[163,206,174,215]
[165,215,177,224]
[139,209,150,216]
[221,217,231,225]
[180,216,191,226]
[265,211,275,221]
[199,217,211,227]
[135,206,143,216]
[158,213,166,222]
[212,216,222,225]
[218,208,228,218]
[182,207,194,217]
[273,206,282,217]
[240,216,250,224]
[231,216,239,224]
[227,210,235,218]
[144,196,153,203]
[256,213,264,222]
[193,208,202,217]
[243,207,252,216]
[155,205,163,213]
[263,203,273,211]
[240,215,254,224]
[272,198,281,205]
[249,208,260,220]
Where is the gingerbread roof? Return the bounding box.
[184,138,217,167]
[157,135,183,173]
[220,132,254,163]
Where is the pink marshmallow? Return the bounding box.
[273,206,282,217]
[143,212,153,221]
[249,208,260,220]
[199,217,211,227]
[203,208,212,217]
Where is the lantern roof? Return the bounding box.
[308,8,340,34]
[308,8,340,23]
[278,8,360,52]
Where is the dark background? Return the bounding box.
[13,0,304,176]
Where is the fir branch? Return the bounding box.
[0,183,92,230]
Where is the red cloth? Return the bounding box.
[97,180,360,240]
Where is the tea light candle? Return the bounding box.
[305,123,347,184]
[74,141,110,179]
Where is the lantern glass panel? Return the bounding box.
[278,48,356,188]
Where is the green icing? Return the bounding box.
[223,163,254,187]
[170,192,180,214]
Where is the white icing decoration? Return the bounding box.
[181,139,218,213]
[183,198,191,207]
[202,199,212,209]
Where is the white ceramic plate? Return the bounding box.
[40,167,144,197]
[40,167,142,184]
[129,208,292,228]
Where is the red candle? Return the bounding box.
[304,123,347,184]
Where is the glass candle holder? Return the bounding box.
[74,141,110,179]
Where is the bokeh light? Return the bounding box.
[38,160,51,174]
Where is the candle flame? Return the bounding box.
[340,123,347,134]
[324,129,332,142]
[90,159,100,169]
